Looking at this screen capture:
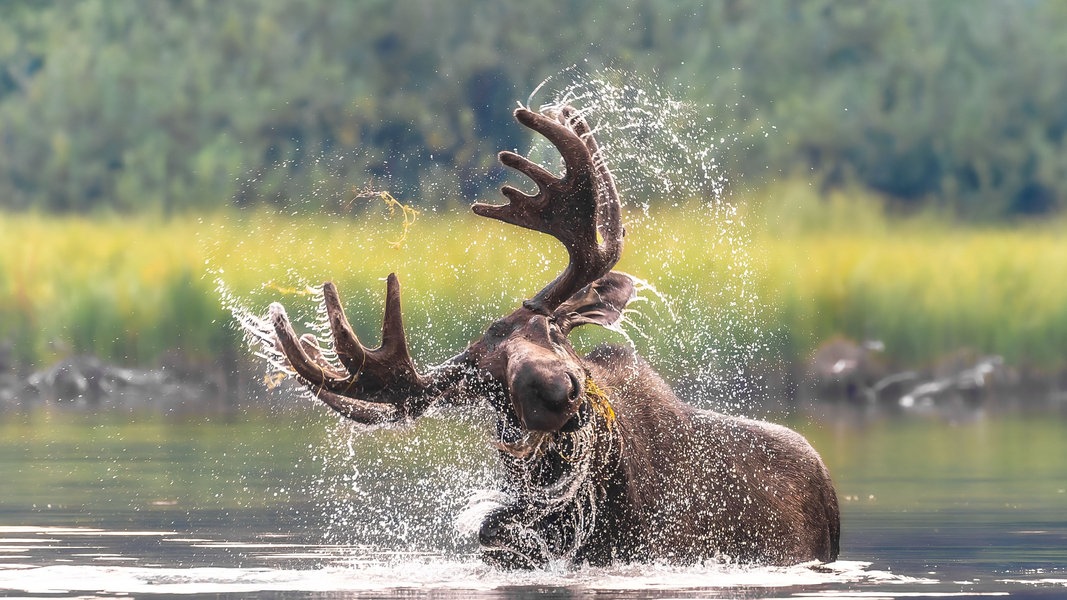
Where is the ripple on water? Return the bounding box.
[0,526,939,596]
[0,556,926,597]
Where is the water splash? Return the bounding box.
[0,556,944,598]
[611,272,679,349]
[524,65,773,414]
[0,527,945,597]
[208,65,779,564]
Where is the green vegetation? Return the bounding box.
[3,185,1066,377]
[0,213,228,368]
[1,1,1066,219]
[749,185,1067,369]
[1,1,1064,385]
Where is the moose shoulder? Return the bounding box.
[576,345,840,565]
[248,104,840,568]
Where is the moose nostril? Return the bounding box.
[512,362,572,408]
[508,361,587,432]
[567,372,581,402]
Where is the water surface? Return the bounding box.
[1,403,1064,598]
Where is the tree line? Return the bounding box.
[1,0,1065,219]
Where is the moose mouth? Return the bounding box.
[493,430,552,459]
[493,399,593,459]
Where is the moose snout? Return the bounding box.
[507,358,582,432]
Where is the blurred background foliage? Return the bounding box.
[3,0,1067,391]
[2,0,1066,219]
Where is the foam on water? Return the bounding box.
[0,549,929,597]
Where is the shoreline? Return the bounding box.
[4,351,1066,419]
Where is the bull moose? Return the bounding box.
[247,104,840,568]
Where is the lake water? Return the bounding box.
[1,400,1065,598]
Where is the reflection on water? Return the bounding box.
[0,404,1065,598]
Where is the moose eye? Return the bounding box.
[548,315,572,338]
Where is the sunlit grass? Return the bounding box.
[766,229,1067,367]
[742,182,1067,368]
[2,186,1066,375]
[0,214,222,366]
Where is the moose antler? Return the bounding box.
[248,104,623,425]
[473,105,624,313]
[263,275,438,424]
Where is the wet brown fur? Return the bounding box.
[578,345,840,565]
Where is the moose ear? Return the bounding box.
[554,271,637,331]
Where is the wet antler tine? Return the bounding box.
[269,302,347,388]
[299,333,346,379]
[561,106,607,185]
[322,281,366,376]
[314,388,399,424]
[563,106,623,242]
[262,276,445,423]
[472,104,624,314]
[379,273,411,360]
[472,154,541,228]
[512,107,593,181]
[498,150,555,189]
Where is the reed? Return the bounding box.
[746,183,1067,370]
[2,190,1065,376]
[0,214,224,367]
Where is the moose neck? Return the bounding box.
[494,398,624,562]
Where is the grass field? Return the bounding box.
[3,184,1066,379]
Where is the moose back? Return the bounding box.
[246,105,840,567]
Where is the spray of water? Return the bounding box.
[209,65,777,562]
[524,64,773,414]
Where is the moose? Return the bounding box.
[247,105,840,568]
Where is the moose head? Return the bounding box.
[248,104,840,569]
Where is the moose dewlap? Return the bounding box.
[246,104,840,568]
